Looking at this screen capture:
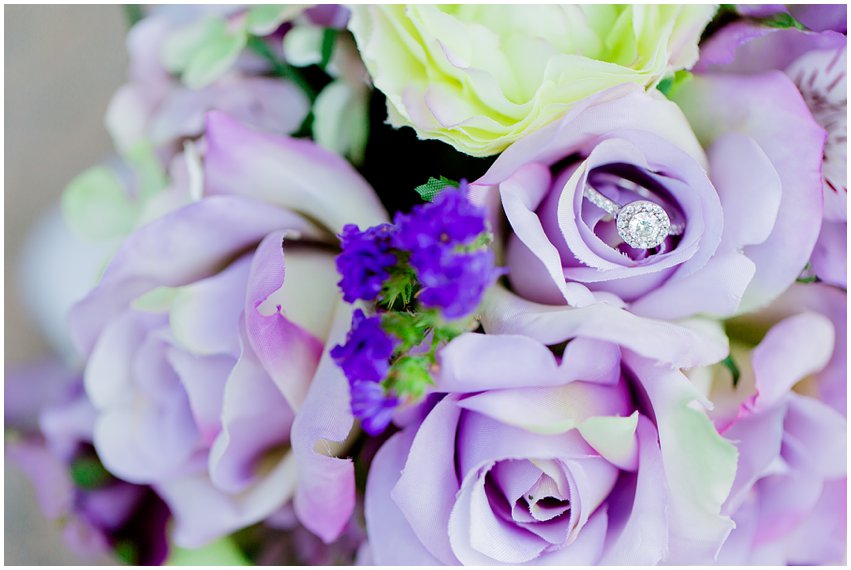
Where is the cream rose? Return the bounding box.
[349,5,716,156]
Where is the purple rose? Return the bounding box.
[107,7,310,160]
[702,284,847,564]
[737,4,847,33]
[696,20,846,287]
[364,317,737,564]
[469,79,825,319]
[5,361,169,564]
[69,112,386,547]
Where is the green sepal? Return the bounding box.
[114,539,139,565]
[70,456,113,490]
[721,354,741,388]
[657,70,693,100]
[320,28,338,69]
[414,176,459,202]
[389,355,434,399]
[379,262,418,311]
[381,311,425,352]
[762,12,807,30]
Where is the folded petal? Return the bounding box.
[748,312,834,412]
[481,285,728,368]
[204,111,387,234]
[208,323,294,495]
[290,301,357,543]
[244,232,324,411]
[70,195,321,355]
[628,353,738,563]
[156,450,298,548]
[437,333,620,392]
[673,73,825,312]
[364,429,442,565]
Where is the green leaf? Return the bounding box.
[414,176,459,202]
[379,262,418,311]
[166,536,251,566]
[390,355,433,399]
[246,35,317,101]
[762,11,806,30]
[721,355,741,388]
[70,456,113,490]
[381,312,422,352]
[320,28,338,69]
[657,70,693,100]
[62,166,137,241]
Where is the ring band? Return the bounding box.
[583,184,683,249]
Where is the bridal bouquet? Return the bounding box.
[7,4,847,565]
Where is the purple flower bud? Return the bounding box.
[336,224,398,303]
[349,381,399,436]
[331,309,397,383]
[393,186,496,319]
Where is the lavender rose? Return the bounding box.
[695,19,846,287]
[693,284,847,564]
[5,361,169,564]
[468,80,825,319]
[364,315,736,564]
[69,112,386,547]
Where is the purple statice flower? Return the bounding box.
[416,248,496,319]
[350,381,399,436]
[336,223,398,303]
[393,186,495,319]
[331,309,398,383]
[394,184,487,250]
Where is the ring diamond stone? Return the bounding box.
[615,200,671,249]
[582,184,682,250]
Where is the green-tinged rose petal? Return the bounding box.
[62,166,137,241]
[163,17,247,89]
[456,381,632,435]
[131,287,179,313]
[166,536,250,566]
[246,4,302,36]
[126,141,167,200]
[577,412,639,471]
[628,353,738,563]
[312,80,370,164]
[282,24,324,67]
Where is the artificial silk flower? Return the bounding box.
[68,112,386,547]
[349,5,716,156]
[365,323,737,564]
[467,81,824,319]
[331,187,498,434]
[691,284,847,564]
[695,17,847,287]
[5,361,169,564]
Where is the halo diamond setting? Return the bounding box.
[615,200,672,249]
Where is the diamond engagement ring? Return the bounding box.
[583,183,684,249]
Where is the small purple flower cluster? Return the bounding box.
[394,185,495,318]
[331,184,496,435]
[335,224,397,303]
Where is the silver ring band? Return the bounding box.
[583,184,683,249]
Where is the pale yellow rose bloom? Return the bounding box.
[350,5,716,156]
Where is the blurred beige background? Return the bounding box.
[5,5,127,564]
